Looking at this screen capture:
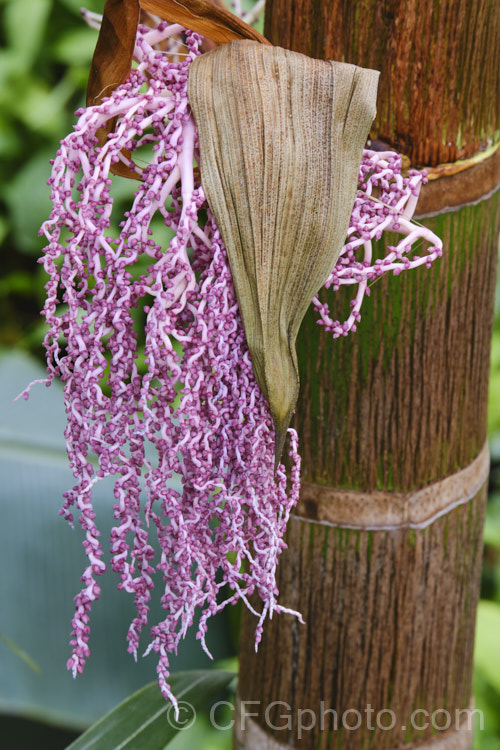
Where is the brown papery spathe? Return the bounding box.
[188,41,379,460]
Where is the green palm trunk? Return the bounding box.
[236,1,500,748]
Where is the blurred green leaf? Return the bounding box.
[0,49,22,90]
[58,0,103,15]
[66,670,235,750]
[473,601,500,748]
[4,0,52,69]
[484,493,500,550]
[473,668,500,750]
[0,115,22,158]
[0,271,37,296]
[167,710,233,750]
[475,600,500,694]
[0,217,9,246]
[3,148,53,254]
[10,74,75,136]
[52,27,98,66]
[0,632,41,674]
[488,331,500,436]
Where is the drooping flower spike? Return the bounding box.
[28,8,441,711]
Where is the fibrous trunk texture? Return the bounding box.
[263,0,500,166]
[237,477,486,750]
[237,1,500,749]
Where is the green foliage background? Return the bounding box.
[0,0,498,747]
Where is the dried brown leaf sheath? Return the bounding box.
[188,42,379,461]
[140,0,270,45]
[86,0,267,178]
[87,0,140,107]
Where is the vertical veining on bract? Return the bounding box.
[188,41,379,459]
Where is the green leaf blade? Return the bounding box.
[0,632,41,674]
[66,670,235,750]
[475,601,500,695]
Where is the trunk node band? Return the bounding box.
[238,486,486,750]
[295,441,489,530]
[425,141,500,181]
[233,697,475,750]
[415,143,500,218]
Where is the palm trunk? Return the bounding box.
[236,1,500,748]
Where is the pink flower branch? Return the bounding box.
[31,17,442,710]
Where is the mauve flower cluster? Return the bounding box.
[32,19,442,706]
[313,152,443,336]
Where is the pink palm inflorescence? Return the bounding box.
[32,18,442,707]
